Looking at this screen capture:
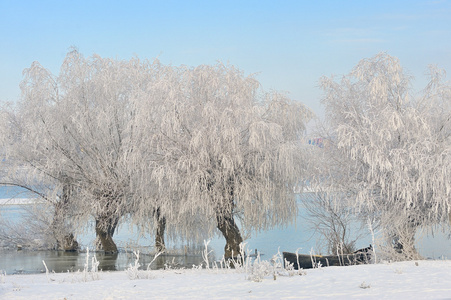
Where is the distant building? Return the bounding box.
[306,137,330,148]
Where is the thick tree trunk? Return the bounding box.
[52,202,73,250]
[155,215,166,253]
[53,208,79,251]
[58,233,79,251]
[52,182,78,251]
[217,215,243,259]
[95,216,119,253]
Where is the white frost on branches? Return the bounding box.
[317,53,451,258]
[0,50,313,255]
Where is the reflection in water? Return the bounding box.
[97,252,119,271]
[0,250,207,275]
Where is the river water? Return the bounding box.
[0,186,450,274]
[0,201,323,275]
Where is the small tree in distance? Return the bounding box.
[301,191,365,254]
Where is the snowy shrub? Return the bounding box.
[79,248,100,282]
[280,249,307,277]
[201,240,213,269]
[282,259,306,277]
[246,248,305,282]
[126,251,153,280]
[212,242,250,272]
[126,251,142,280]
[164,257,184,270]
[247,258,273,282]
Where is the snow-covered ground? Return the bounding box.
[1,260,450,299]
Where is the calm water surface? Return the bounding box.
[0,186,449,274]
[0,250,207,275]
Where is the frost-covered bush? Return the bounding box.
[126,251,142,280]
[247,258,273,282]
[246,248,306,282]
[126,251,154,280]
[81,247,100,282]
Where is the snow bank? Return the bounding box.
[1,260,450,299]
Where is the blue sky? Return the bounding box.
[1,0,450,116]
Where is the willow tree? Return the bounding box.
[2,51,313,256]
[319,53,451,258]
[133,63,313,258]
[1,50,150,253]
[0,68,81,251]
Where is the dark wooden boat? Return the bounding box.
[283,245,373,269]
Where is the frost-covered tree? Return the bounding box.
[0,90,80,250]
[319,53,451,258]
[0,50,148,252]
[133,63,313,258]
[1,51,313,256]
[301,190,365,254]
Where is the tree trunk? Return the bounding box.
[391,221,419,259]
[52,182,78,251]
[60,233,79,251]
[217,215,243,259]
[95,216,119,253]
[155,215,166,253]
